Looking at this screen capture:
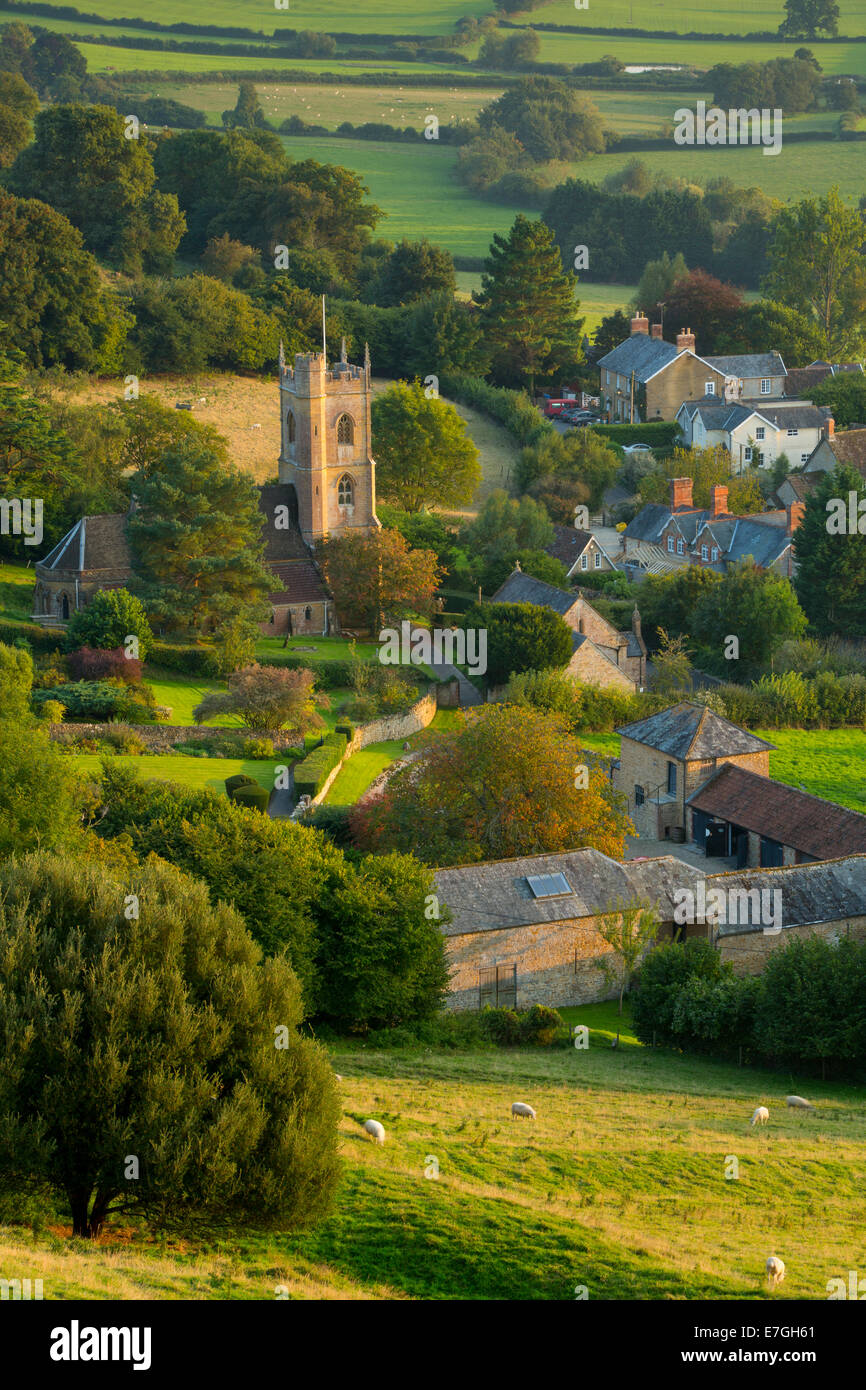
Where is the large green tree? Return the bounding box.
[477,215,584,394]
[0,192,129,370]
[779,0,840,38]
[0,71,37,167]
[0,717,84,858]
[691,560,808,678]
[478,78,605,164]
[0,850,340,1238]
[372,380,481,512]
[812,373,866,429]
[462,599,573,685]
[127,437,272,634]
[127,273,280,374]
[793,465,866,636]
[8,103,185,275]
[456,490,554,593]
[763,187,866,360]
[370,238,456,307]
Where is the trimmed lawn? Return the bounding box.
[324,708,461,805]
[0,562,35,622]
[71,751,280,794]
[144,668,241,727]
[256,635,379,661]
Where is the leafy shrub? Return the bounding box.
[32,680,155,723]
[335,722,355,741]
[630,938,726,1046]
[300,803,353,847]
[0,619,66,654]
[68,646,143,684]
[40,698,66,725]
[242,736,275,759]
[479,1004,565,1046]
[149,642,220,678]
[102,723,147,755]
[225,773,257,798]
[66,589,153,660]
[231,784,271,814]
[670,973,760,1057]
[439,373,551,447]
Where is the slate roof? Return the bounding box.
[546,524,596,568]
[823,429,866,479]
[680,399,753,431]
[687,763,866,861]
[784,366,832,398]
[704,352,786,380]
[259,484,313,562]
[597,335,679,382]
[39,514,133,576]
[624,504,794,571]
[434,848,705,935]
[491,570,579,615]
[708,856,866,936]
[617,702,776,759]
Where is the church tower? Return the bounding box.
[278,337,380,546]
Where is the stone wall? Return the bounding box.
[357,689,438,747]
[719,915,866,975]
[567,641,634,692]
[49,723,303,753]
[444,916,628,1012]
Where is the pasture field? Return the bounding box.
[531,30,866,77]
[0,562,35,621]
[457,272,638,334]
[2,1008,865,1299]
[524,0,865,38]
[74,42,472,76]
[7,0,493,37]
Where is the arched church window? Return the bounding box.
[336,414,354,445]
[287,411,296,444]
[338,474,354,507]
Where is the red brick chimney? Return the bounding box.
[676,326,696,352]
[670,477,694,510]
[630,311,649,336]
[824,412,835,438]
[710,485,728,518]
[651,323,663,340]
[787,501,806,534]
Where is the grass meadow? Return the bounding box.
[70,750,282,793]
[3,1001,866,1298]
[527,0,866,38]
[0,0,493,36]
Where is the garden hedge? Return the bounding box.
[231,783,271,814]
[225,773,257,798]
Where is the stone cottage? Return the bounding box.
[491,567,646,692]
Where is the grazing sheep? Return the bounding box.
[511,1101,536,1120]
[766,1255,785,1289]
[786,1095,814,1110]
[334,1074,342,1082]
[750,1106,770,1126]
[363,1119,385,1144]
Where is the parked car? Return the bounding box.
[621,442,653,454]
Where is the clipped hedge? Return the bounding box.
[439,373,552,448]
[231,783,271,814]
[334,722,355,741]
[0,619,66,655]
[293,738,346,799]
[259,653,355,689]
[148,642,220,678]
[225,773,256,798]
[591,421,682,448]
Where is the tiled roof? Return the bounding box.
[784,366,832,397]
[617,702,776,759]
[259,484,313,562]
[491,569,579,615]
[687,763,866,861]
[680,399,753,431]
[710,857,866,935]
[434,847,705,934]
[267,560,329,605]
[597,335,679,382]
[546,524,594,567]
[624,504,793,570]
[777,472,819,502]
[704,352,786,380]
[826,429,866,479]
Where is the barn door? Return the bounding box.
[479,965,517,1009]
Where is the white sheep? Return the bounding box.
[750,1106,770,1126]
[511,1101,536,1120]
[363,1119,385,1145]
[786,1095,814,1110]
[766,1255,785,1289]
[334,1074,342,1082]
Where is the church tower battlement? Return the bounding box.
[278,338,379,545]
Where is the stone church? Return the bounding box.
[32,342,380,636]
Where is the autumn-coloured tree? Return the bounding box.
[351,704,633,866]
[663,270,745,355]
[193,663,326,735]
[317,527,440,632]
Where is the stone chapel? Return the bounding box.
[32,342,379,637]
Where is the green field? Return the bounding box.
[0,562,35,622]
[532,30,866,77]
[324,709,461,805]
[77,43,472,76]
[529,0,865,38]
[6,0,493,36]
[3,1006,865,1298]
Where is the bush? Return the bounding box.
[242,736,275,759]
[68,646,143,684]
[479,1004,565,1046]
[670,973,760,1057]
[630,938,726,1046]
[40,698,66,725]
[102,723,147,755]
[0,619,66,654]
[148,642,220,677]
[300,802,354,848]
[335,721,355,741]
[225,773,257,797]
[66,589,153,660]
[231,783,271,813]
[439,373,551,447]
[32,680,155,723]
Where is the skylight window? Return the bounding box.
[526,873,572,898]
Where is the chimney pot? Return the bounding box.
[676,327,696,352]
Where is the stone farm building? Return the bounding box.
[434,845,866,1010]
[33,342,379,636]
[491,567,646,692]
